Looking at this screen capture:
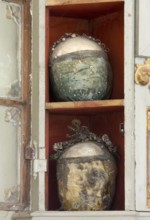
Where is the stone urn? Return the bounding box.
[49,34,112,101]
[51,120,117,211]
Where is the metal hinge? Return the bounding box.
[32,158,47,179]
[25,142,47,179]
[119,122,124,135]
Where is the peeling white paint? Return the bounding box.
[6,4,21,25]
[4,186,19,203]
[5,107,21,127]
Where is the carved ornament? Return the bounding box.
[135,58,150,85]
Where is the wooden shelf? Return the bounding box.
[46,0,124,6]
[45,99,124,114]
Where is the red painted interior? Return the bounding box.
[45,1,124,211]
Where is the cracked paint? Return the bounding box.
[6,3,21,25]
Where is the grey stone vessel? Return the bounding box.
[49,34,112,101]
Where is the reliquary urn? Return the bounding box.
[51,120,118,211]
[49,33,112,101]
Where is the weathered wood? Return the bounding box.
[0,99,26,107]
[0,0,31,211]
[124,0,135,210]
[31,0,46,211]
[46,0,124,6]
[46,99,124,114]
[20,0,32,209]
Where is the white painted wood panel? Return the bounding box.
[31,0,46,211]
[135,57,150,211]
[124,0,135,211]
[136,0,150,56]
[13,211,150,220]
[30,210,140,219]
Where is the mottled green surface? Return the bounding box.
[50,51,112,101]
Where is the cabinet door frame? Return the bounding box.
[124,0,135,211]
[135,0,150,212]
[31,0,46,211]
[0,0,31,211]
[134,58,150,211]
[31,0,136,212]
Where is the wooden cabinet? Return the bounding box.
[4,0,150,219]
[45,0,125,211]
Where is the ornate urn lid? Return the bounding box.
[51,33,108,61]
[51,120,117,160]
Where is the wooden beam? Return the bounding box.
[0,99,26,107]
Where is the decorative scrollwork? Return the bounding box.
[135,58,150,85]
[5,107,21,127]
[50,119,117,160]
